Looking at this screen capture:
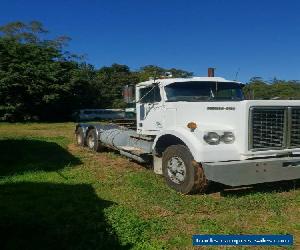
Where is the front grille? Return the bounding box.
[249,106,300,150]
[250,108,285,150]
[291,108,300,147]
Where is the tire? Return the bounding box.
[75,127,85,147]
[86,129,102,152]
[162,145,208,194]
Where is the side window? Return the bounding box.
[139,86,161,103]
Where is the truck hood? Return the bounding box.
[165,100,300,159]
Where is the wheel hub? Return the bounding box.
[167,156,186,184]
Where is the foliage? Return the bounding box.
[243,77,300,100]
[138,65,193,81]
[0,21,94,121]
[94,64,140,108]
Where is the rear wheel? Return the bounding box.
[87,129,102,152]
[162,145,208,194]
[75,127,85,147]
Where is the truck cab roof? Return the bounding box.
[136,77,242,87]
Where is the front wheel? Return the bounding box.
[162,145,208,194]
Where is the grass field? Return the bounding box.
[0,123,299,250]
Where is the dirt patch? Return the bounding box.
[68,143,145,176]
[97,152,144,172]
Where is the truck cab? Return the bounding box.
[135,77,243,135]
[76,74,300,194]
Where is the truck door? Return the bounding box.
[137,85,164,134]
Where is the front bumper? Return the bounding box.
[202,156,300,186]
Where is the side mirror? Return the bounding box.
[123,85,135,103]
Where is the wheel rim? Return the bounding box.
[88,135,95,149]
[167,156,186,184]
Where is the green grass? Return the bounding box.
[0,123,299,249]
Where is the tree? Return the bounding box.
[138,65,193,81]
[0,21,93,121]
[244,77,300,100]
[95,64,139,108]
[243,77,270,99]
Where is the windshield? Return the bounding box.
[165,81,244,102]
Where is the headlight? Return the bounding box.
[204,132,220,145]
[221,132,235,144]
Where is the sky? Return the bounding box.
[1,0,300,82]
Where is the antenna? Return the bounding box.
[153,70,157,83]
[234,68,240,81]
[149,70,158,82]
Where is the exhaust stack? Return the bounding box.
[208,68,215,77]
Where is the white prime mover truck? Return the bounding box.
[75,71,300,194]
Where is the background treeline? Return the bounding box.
[243,77,300,100]
[0,21,300,121]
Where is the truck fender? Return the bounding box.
[152,128,203,161]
